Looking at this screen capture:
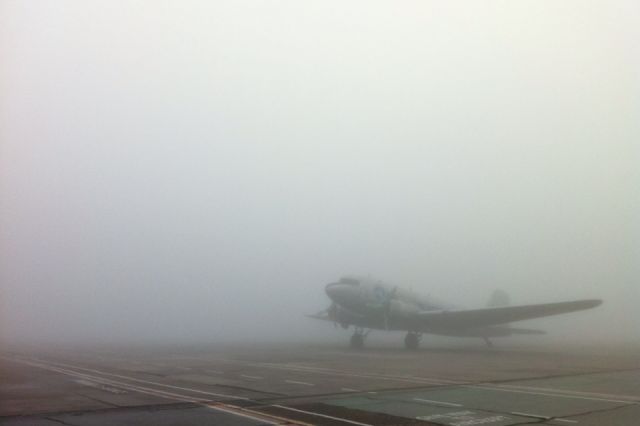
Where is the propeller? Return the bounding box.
[382,287,398,330]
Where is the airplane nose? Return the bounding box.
[325,283,353,303]
[325,282,340,299]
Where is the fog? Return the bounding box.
[1,1,638,347]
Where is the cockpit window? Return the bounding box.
[339,277,360,286]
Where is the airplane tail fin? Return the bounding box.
[487,289,510,307]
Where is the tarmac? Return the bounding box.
[2,340,640,425]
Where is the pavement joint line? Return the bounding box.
[412,397,463,407]
[285,380,315,386]
[271,404,374,426]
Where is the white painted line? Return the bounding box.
[468,385,635,405]
[12,357,247,400]
[212,403,315,426]
[497,383,640,402]
[240,374,263,380]
[7,358,291,426]
[74,379,127,394]
[341,388,361,392]
[272,404,374,426]
[511,411,551,420]
[285,379,315,386]
[204,403,282,425]
[555,419,578,424]
[413,397,463,408]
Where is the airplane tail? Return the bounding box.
[487,289,510,307]
[487,290,546,335]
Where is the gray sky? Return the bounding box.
[1,1,638,345]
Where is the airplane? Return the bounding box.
[308,275,602,349]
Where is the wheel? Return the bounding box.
[404,332,419,350]
[350,333,364,349]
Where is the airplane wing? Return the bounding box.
[415,299,602,329]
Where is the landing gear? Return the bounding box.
[350,328,368,350]
[404,332,421,350]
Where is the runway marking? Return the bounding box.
[555,419,578,423]
[74,379,128,394]
[285,380,315,386]
[510,411,551,420]
[7,357,303,426]
[206,370,224,374]
[10,357,366,426]
[417,411,510,424]
[17,357,248,400]
[241,374,263,380]
[20,360,216,403]
[272,404,373,426]
[412,397,462,407]
[208,403,315,426]
[467,385,636,405]
[176,366,192,371]
[341,388,361,392]
[496,383,640,402]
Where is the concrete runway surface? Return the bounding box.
[2,341,640,425]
